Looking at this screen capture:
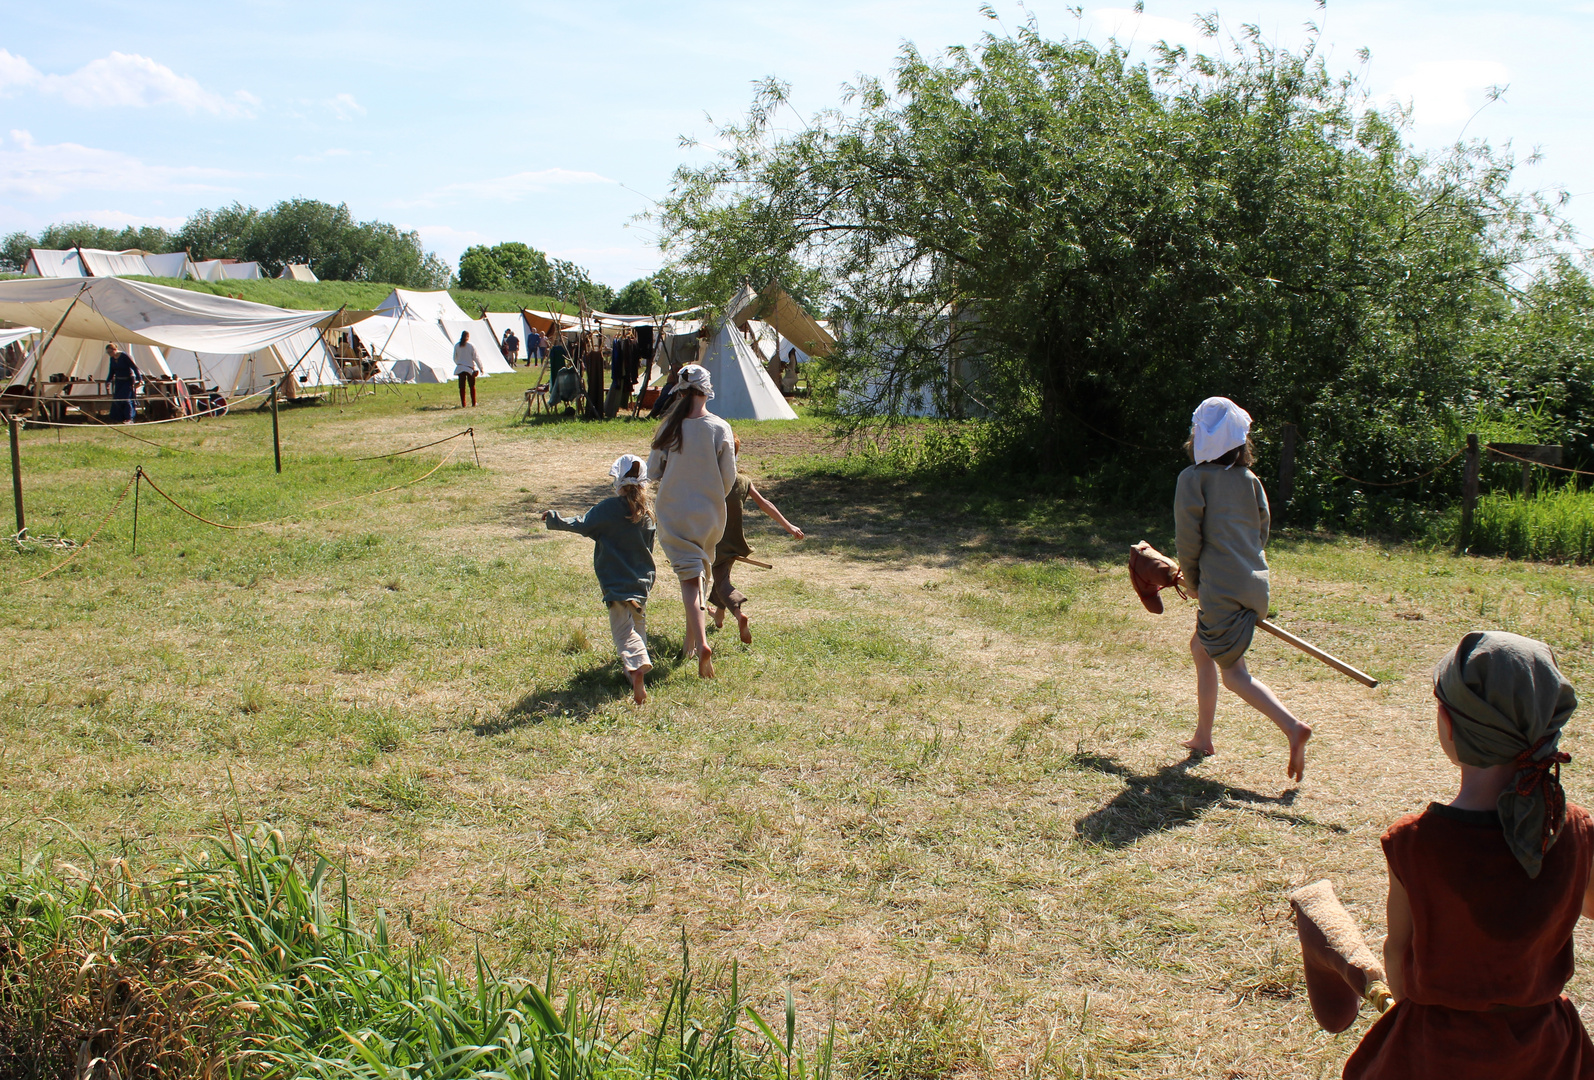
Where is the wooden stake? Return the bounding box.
[9,416,25,539]
[271,382,282,474]
[1460,433,1479,548]
[1258,618,1378,688]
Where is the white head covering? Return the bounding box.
[678,363,714,400]
[1191,397,1252,466]
[609,453,647,493]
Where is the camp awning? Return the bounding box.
[730,283,834,357]
[376,288,471,323]
[0,278,339,354]
[0,326,39,348]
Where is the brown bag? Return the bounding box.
[1128,541,1188,614]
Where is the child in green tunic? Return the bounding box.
[709,437,806,644]
[1175,397,1312,781]
[543,455,657,704]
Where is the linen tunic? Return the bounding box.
[545,496,656,605]
[1343,803,1594,1079]
[1174,463,1270,668]
[646,414,737,580]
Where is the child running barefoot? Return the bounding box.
[1175,397,1312,781]
[542,455,657,704]
[646,364,737,678]
[1343,631,1593,1078]
[709,437,805,645]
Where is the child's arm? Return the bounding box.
[543,507,601,538]
[748,483,804,540]
[1173,469,1205,593]
[1383,872,1413,1000]
[1255,476,1271,550]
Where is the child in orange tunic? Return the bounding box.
[1343,631,1594,1079]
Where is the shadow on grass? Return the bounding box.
[1072,751,1344,847]
[477,639,690,736]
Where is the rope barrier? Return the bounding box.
[17,403,195,454]
[350,428,473,461]
[5,473,138,585]
[1484,446,1594,479]
[136,446,460,531]
[1322,445,1467,487]
[17,384,273,430]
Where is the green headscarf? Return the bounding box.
[1432,631,1577,878]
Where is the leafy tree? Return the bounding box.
[174,203,261,261]
[611,276,666,316]
[659,16,1565,526]
[455,242,611,306]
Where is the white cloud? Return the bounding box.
[397,168,615,208]
[1085,7,1206,52]
[0,49,254,116]
[0,129,237,199]
[327,92,366,121]
[1389,59,1511,128]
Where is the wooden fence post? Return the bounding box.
[270,382,282,475]
[1460,433,1480,548]
[9,415,25,539]
[1277,422,1297,521]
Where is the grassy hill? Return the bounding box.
[119,276,577,316]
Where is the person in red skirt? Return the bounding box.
[1344,630,1594,1079]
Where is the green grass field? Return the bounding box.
[7,379,1594,1077]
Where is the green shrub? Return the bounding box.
[1447,484,1594,562]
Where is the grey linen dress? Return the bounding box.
[1174,463,1270,668]
[646,414,738,580]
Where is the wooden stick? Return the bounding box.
[735,555,773,570]
[1258,619,1378,688]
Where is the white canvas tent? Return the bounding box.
[440,319,515,375]
[0,327,39,350]
[77,249,154,278]
[165,325,341,397]
[358,313,458,384]
[482,312,530,360]
[143,252,191,279]
[23,249,84,278]
[190,259,263,282]
[697,317,798,421]
[279,264,318,283]
[375,289,471,323]
[5,340,173,393]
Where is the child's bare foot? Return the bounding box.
[736,611,752,644]
[711,606,725,629]
[1181,738,1215,756]
[629,666,649,705]
[698,645,714,679]
[1286,722,1312,782]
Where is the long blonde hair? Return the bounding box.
[619,460,653,523]
[651,388,704,454]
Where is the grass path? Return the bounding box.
[6,373,1594,1077]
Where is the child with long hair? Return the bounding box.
[542,455,657,704]
[1343,631,1594,1078]
[1175,397,1311,780]
[645,363,737,677]
[709,435,805,644]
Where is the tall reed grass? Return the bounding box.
[0,827,833,1079]
[1449,484,1594,563]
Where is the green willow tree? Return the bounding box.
[658,14,1565,523]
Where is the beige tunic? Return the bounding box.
[646,414,738,580]
[1174,463,1270,668]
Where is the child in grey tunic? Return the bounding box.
[543,455,657,704]
[1175,397,1312,782]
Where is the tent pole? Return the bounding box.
[271,382,282,474]
[9,415,25,540]
[30,283,90,421]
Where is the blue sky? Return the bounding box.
[2,1,1590,288]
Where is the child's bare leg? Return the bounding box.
[734,604,751,644]
[1220,657,1312,781]
[629,666,649,705]
[679,576,713,677]
[1185,631,1219,755]
[711,604,725,629]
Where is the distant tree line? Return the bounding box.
[2,199,451,289]
[660,16,1591,530]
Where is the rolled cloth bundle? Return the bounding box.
[1433,631,1577,878]
[1289,879,1393,1032]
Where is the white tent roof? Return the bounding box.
[0,278,339,354]
[699,320,798,421]
[279,264,318,282]
[78,249,153,278]
[0,327,39,349]
[376,288,471,323]
[440,319,515,374]
[481,312,529,359]
[24,249,83,278]
[730,283,835,356]
[358,314,457,384]
[189,259,263,282]
[165,325,341,397]
[142,252,191,278]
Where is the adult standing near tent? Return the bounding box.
[453,330,482,408]
[526,327,544,367]
[501,327,519,363]
[646,364,738,678]
[104,343,141,424]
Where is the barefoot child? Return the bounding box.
[542,455,657,704]
[1175,397,1312,780]
[1343,631,1594,1078]
[646,364,737,678]
[709,437,805,644]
